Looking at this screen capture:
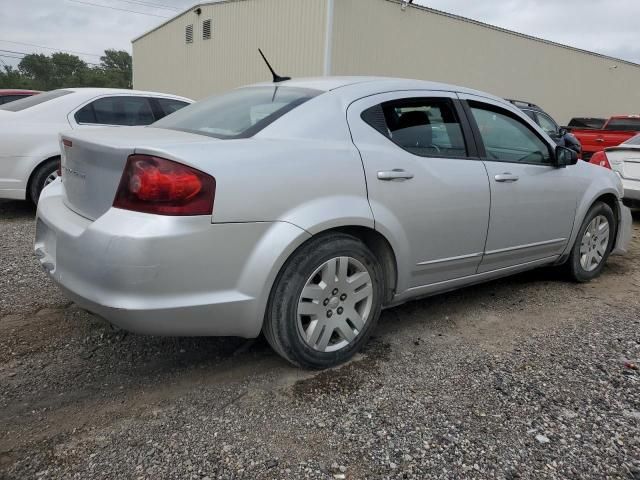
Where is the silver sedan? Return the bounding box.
[35,77,633,369]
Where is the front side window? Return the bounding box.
[470,103,552,165]
[75,96,155,126]
[361,97,468,158]
[536,112,559,136]
[0,89,71,112]
[153,86,321,139]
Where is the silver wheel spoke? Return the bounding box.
[298,301,323,317]
[322,258,338,286]
[350,284,373,304]
[315,325,334,351]
[336,320,356,342]
[343,306,365,331]
[306,320,326,346]
[301,284,325,302]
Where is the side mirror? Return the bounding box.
[555,145,579,167]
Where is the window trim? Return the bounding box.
[461,100,556,167]
[359,96,478,160]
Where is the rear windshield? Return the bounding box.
[152,86,321,139]
[0,89,72,112]
[606,118,640,131]
[625,134,640,146]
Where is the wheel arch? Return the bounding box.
[26,154,60,200]
[560,186,621,262]
[322,225,398,305]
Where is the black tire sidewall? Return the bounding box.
[29,158,59,205]
[569,202,615,282]
[266,233,384,369]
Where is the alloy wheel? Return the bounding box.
[579,215,610,272]
[44,170,59,188]
[296,256,374,353]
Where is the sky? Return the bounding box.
[0,0,639,68]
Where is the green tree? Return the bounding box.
[99,49,132,89]
[0,49,133,90]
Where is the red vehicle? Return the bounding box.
[0,89,40,105]
[570,115,640,161]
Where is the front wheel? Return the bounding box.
[264,233,384,369]
[29,158,60,205]
[566,201,615,282]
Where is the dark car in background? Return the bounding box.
[507,99,582,154]
[0,89,40,105]
[568,117,606,130]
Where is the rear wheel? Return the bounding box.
[29,158,60,205]
[264,233,383,369]
[566,201,615,282]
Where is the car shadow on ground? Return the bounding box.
[0,199,35,219]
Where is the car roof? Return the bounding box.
[246,76,508,105]
[62,87,193,102]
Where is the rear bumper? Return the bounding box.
[35,181,310,337]
[622,177,640,202]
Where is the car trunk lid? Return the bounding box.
[607,148,640,181]
[61,127,215,220]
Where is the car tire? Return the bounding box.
[29,158,60,205]
[566,201,616,282]
[264,233,384,369]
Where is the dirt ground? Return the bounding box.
[1,199,639,479]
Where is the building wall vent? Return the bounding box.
[203,19,212,40]
[185,24,194,44]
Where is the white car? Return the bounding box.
[0,88,192,204]
[590,134,640,208]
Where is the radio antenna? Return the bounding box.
[258,48,291,83]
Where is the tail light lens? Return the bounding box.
[113,154,215,216]
[590,151,611,169]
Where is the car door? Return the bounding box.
[70,95,156,128]
[459,94,580,272]
[347,92,490,290]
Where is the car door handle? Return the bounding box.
[494,173,519,183]
[596,138,605,142]
[377,169,414,181]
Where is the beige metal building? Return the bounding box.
[132,0,640,124]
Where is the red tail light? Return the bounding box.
[113,155,215,216]
[590,151,611,169]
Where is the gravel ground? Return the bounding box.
[1,198,639,480]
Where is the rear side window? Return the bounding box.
[606,118,640,131]
[156,98,190,118]
[153,86,321,139]
[361,98,468,158]
[75,96,155,126]
[469,103,552,165]
[0,89,70,112]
